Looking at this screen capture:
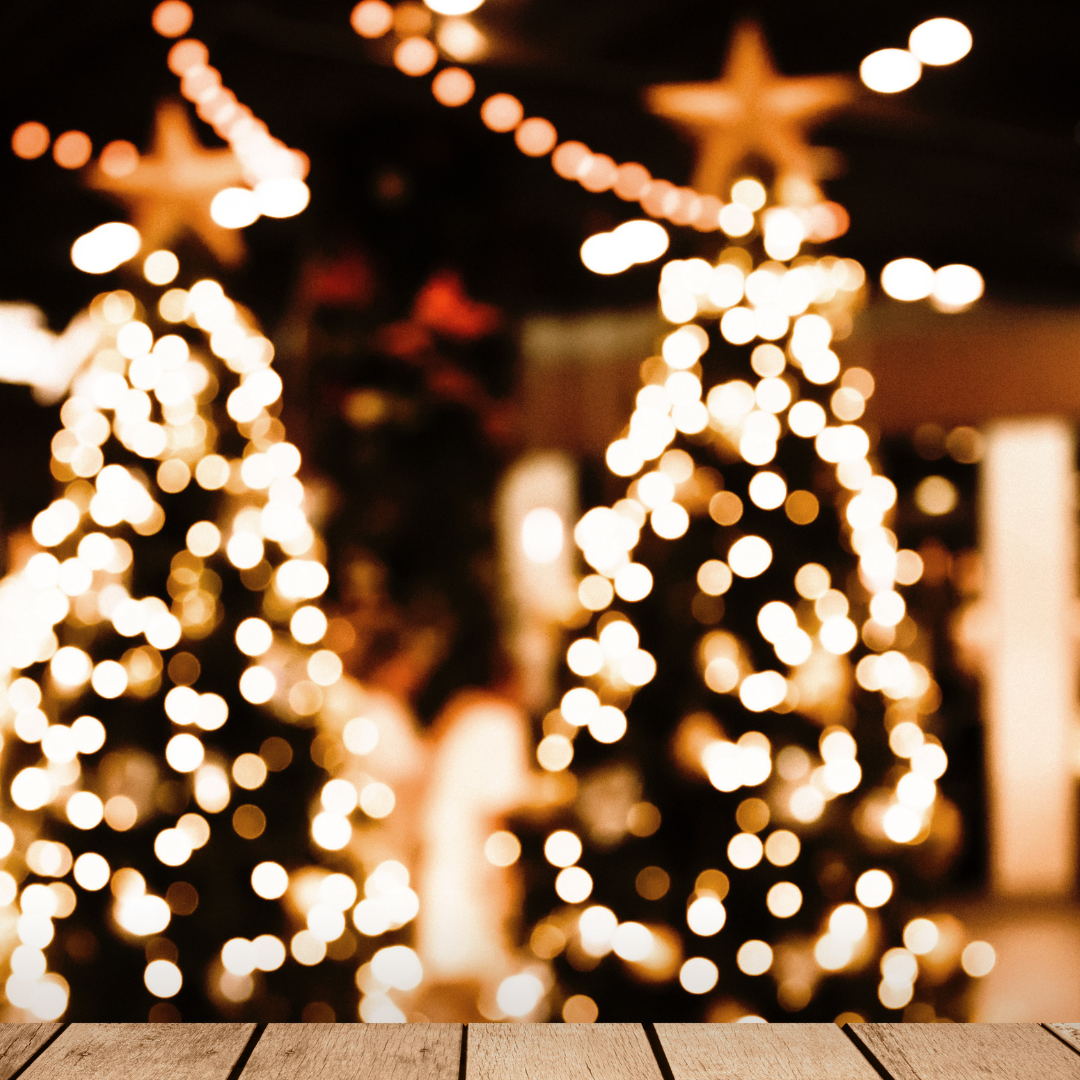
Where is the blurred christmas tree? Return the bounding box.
[0,95,371,1022]
[520,25,983,1025]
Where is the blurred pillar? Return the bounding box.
[981,419,1078,895]
[495,451,579,713]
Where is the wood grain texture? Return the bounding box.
[18,1024,256,1080]
[1048,1026,1080,1055]
[655,1023,882,1080]
[0,1024,61,1080]
[237,1024,461,1080]
[848,1023,1080,1080]
[467,1024,664,1080]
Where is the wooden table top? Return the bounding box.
[0,1022,1078,1080]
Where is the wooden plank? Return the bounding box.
[0,1024,62,1080]
[655,1023,882,1080]
[237,1024,461,1080]
[1048,1026,1080,1055]
[467,1024,663,1080]
[848,1023,1080,1080]
[18,1024,257,1080]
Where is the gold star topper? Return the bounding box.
[646,21,855,200]
[87,100,247,266]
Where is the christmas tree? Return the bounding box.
[0,80,378,1020]
[515,25,982,1024]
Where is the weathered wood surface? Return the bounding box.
[656,1022,882,1080]
[0,1022,1077,1080]
[847,1022,1080,1080]
[0,1024,60,1080]
[1049,1026,1080,1055]
[238,1024,461,1080]
[18,1024,256,1080]
[466,1024,663,1080]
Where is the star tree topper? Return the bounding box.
[88,100,247,266]
[645,21,855,199]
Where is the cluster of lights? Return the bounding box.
[0,238,386,1019]
[10,4,310,231]
[154,4,310,225]
[880,258,984,312]
[860,17,972,94]
[349,4,850,244]
[531,172,996,1020]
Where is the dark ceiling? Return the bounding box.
[1,0,1079,325]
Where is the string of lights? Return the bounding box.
[10,1,310,234]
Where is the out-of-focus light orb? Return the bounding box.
[764,829,800,866]
[788,400,827,438]
[350,0,393,37]
[255,178,310,219]
[144,959,182,997]
[555,866,592,903]
[342,717,379,756]
[932,264,984,310]
[611,921,653,962]
[71,223,141,274]
[909,18,972,65]
[536,734,573,771]
[544,830,582,868]
[881,258,935,301]
[589,705,627,744]
[480,93,523,133]
[233,754,268,790]
[290,605,327,644]
[728,832,764,869]
[521,507,564,563]
[290,931,327,967]
[728,535,772,578]
[485,830,521,867]
[516,118,558,158]
[235,618,273,656]
[144,250,179,285]
[561,686,600,726]
[437,20,488,64]
[165,733,204,773]
[497,972,545,1017]
[371,945,423,990]
[116,893,171,936]
[424,0,483,14]
[67,791,104,830]
[679,957,719,994]
[12,121,50,160]
[210,188,260,229]
[73,853,110,891]
[151,1,193,37]
[903,917,940,955]
[855,869,894,908]
[961,940,996,977]
[563,995,599,1023]
[737,940,773,975]
[748,471,787,510]
[687,896,726,936]
[766,882,802,918]
[663,324,709,369]
[432,66,476,107]
[883,803,922,843]
[860,48,921,93]
[251,861,288,899]
[915,475,957,515]
[54,130,93,169]
[51,646,92,687]
[312,812,352,850]
[239,666,276,704]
